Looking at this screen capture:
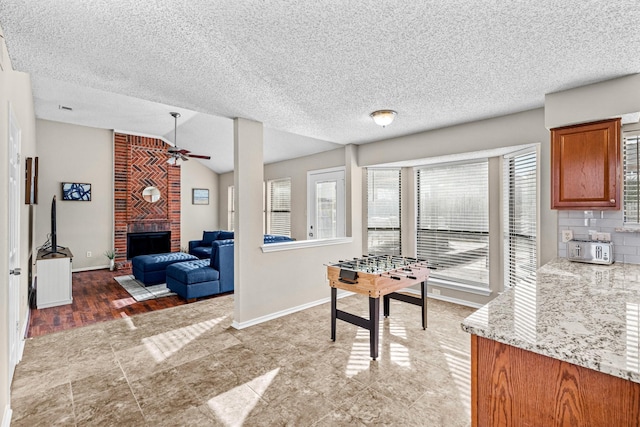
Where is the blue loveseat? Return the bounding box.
[170,233,294,300]
[188,230,235,259]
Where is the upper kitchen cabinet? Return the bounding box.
[551,118,621,209]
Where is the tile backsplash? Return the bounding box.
[557,210,640,264]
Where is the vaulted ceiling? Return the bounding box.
[1,1,640,173]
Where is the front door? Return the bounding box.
[307,168,345,239]
[8,103,21,383]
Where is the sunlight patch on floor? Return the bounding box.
[208,368,280,427]
[110,297,137,309]
[389,342,411,368]
[143,316,227,362]
[121,314,136,330]
[441,342,471,412]
[345,328,372,377]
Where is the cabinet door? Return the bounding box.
[551,118,620,209]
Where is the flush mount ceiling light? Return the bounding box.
[370,110,397,127]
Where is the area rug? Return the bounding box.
[114,275,177,302]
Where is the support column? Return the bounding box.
[233,118,264,326]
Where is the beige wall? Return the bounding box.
[180,159,219,246]
[0,24,38,423]
[545,73,640,129]
[219,147,345,240]
[232,119,360,325]
[36,120,222,267]
[35,120,114,270]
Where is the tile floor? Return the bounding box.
[12,293,475,426]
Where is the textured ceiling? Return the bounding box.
[1,1,640,173]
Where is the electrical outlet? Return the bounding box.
[431,288,441,296]
[86,251,92,257]
[561,230,573,243]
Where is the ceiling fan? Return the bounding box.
[167,112,211,165]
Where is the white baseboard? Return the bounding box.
[2,405,12,427]
[71,265,109,273]
[231,287,483,330]
[18,310,28,362]
[231,290,353,330]
[403,288,484,308]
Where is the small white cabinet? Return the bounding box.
[36,248,73,308]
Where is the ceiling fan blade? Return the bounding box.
[186,154,211,160]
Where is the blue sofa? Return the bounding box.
[169,234,293,301]
[188,230,293,259]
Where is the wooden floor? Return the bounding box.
[28,267,196,337]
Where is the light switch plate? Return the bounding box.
[562,230,573,243]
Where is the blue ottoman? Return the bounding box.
[132,252,198,286]
[166,260,221,301]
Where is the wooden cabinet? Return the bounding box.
[36,248,73,308]
[551,118,621,209]
[471,335,640,427]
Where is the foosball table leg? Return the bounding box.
[369,297,380,360]
[331,287,337,341]
[421,281,427,330]
[383,295,390,318]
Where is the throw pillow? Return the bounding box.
[218,231,234,240]
[202,231,220,246]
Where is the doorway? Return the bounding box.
[307,167,345,239]
[8,102,22,383]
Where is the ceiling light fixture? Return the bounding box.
[370,110,397,127]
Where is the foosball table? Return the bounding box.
[327,255,430,360]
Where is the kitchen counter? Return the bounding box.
[461,258,640,384]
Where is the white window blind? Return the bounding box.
[228,185,235,231]
[416,161,489,287]
[268,178,291,236]
[367,169,401,255]
[504,150,537,289]
[624,133,640,224]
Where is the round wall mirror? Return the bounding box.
[142,186,161,203]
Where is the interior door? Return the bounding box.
[307,168,345,239]
[8,103,21,382]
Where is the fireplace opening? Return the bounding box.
[127,231,171,259]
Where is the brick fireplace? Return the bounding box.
[114,133,181,268]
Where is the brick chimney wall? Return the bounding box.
[114,133,181,268]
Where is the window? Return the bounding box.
[228,185,235,231]
[267,178,291,236]
[367,169,401,255]
[416,160,489,287]
[624,132,640,224]
[504,150,537,289]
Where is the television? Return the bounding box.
[41,195,63,257]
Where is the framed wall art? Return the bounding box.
[192,188,209,205]
[25,157,38,205]
[62,182,91,201]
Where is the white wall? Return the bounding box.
[35,120,113,270]
[180,159,219,246]
[0,23,38,424]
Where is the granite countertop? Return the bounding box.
[461,258,640,383]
